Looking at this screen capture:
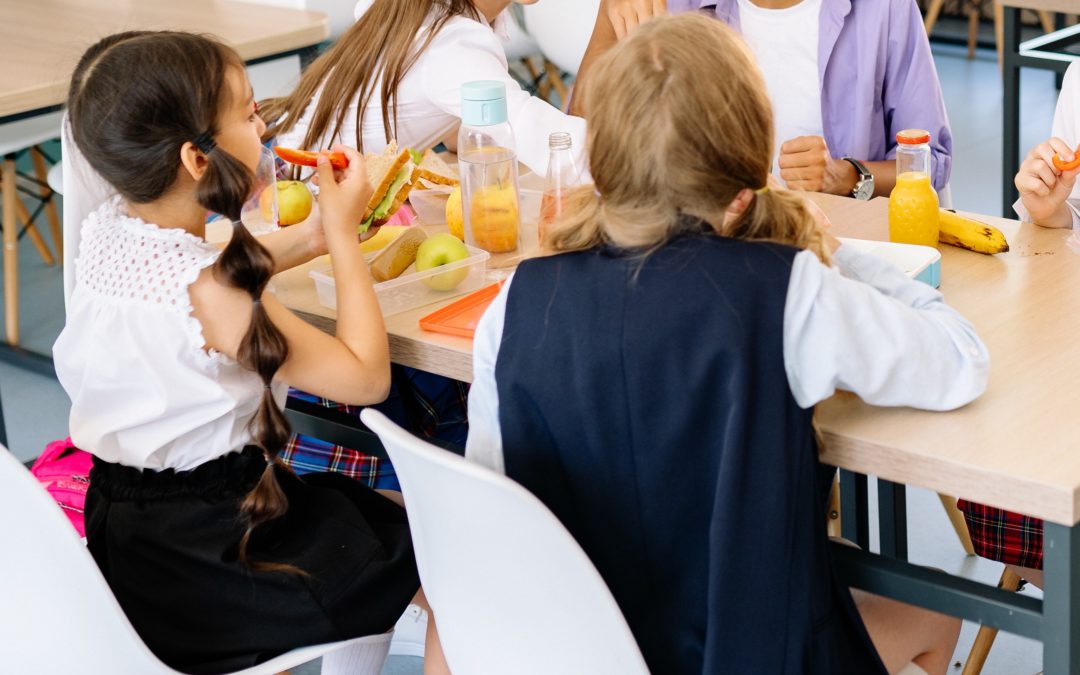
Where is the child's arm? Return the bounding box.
[783,245,989,412]
[1016,61,1080,228]
[193,146,392,406]
[571,0,664,116]
[252,213,328,273]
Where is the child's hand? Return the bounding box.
[603,0,667,39]
[315,144,372,241]
[1016,137,1080,227]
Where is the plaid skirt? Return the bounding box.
[281,365,469,491]
[958,499,1044,570]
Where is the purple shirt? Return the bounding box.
[669,0,952,189]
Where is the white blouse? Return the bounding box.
[53,198,288,471]
[276,9,588,178]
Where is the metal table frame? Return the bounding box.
[837,469,1079,673]
[1002,6,1080,216]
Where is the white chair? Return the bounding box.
[359,408,651,675]
[0,444,392,675]
[521,0,602,78]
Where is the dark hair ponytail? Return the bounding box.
[201,147,297,575]
[69,31,301,575]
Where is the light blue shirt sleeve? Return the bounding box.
[464,275,514,474]
[783,246,989,410]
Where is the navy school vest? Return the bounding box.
[495,232,886,674]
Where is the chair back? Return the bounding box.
[0,445,171,674]
[359,409,650,675]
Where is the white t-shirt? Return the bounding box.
[277,8,587,178]
[53,198,289,471]
[736,0,825,178]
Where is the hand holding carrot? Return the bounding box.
[1016,137,1080,228]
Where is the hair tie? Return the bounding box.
[252,296,262,306]
[755,186,770,196]
[192,130,217,155]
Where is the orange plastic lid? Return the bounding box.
[896,129,930,145]
[418,282,504,339]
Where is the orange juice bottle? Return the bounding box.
[888,129,939,247]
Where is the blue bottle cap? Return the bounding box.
[461,80,508,127]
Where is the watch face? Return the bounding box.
[854,178,874,201]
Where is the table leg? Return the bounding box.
[840,470,870,549]
[878,479,908,561]
[1002,6,1022,218]
[1043,521,1080,674]
[3,154,18,345]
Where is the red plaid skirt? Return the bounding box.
[958,499,1044,570]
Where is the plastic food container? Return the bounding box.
[309,245,491,316]
[838,237,942,288]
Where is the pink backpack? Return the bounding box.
[29,439,92,537]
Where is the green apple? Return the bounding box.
[271,180,313,226]
[416,233,470,291]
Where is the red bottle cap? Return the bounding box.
[896,129,931,145]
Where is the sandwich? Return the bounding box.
[361,141,421,234]
[410,149,459,190]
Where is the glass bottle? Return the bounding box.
[888,129,939,248]
[539,132,580,246]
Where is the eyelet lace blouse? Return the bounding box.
[54,198,287,471]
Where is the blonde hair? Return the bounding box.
[546,14,827,261]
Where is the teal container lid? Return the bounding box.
[461,80,508,127]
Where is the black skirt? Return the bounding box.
[85,447,419,674]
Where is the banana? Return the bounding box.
[938,210,1010,254]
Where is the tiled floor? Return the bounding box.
[0,39,1060,675]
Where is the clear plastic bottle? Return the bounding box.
[888,129,939,247]
[458,81,521,266]
[539,132,580,246]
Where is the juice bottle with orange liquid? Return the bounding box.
[458,81,522,267]
[888,129,939,247]
[539,132,580,246]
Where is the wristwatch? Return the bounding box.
[842,158,874,201]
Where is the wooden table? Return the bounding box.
[277,194,1080,672]
[1000,0,1080,216]
[0,0,329,376]
[0,0,329,122]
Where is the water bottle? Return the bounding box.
[458,81,522,266]
[539,132,580,246]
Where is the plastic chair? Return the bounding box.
[359,408,650,675]
[521,0,601,78]
[0,444,392,675]
[0,111,64,344]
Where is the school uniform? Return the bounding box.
[466,224,989,674]
[53,198,419,674]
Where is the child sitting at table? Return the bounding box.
[465,14,988,675]
[262,0,586,176]
[54,31,449,674]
